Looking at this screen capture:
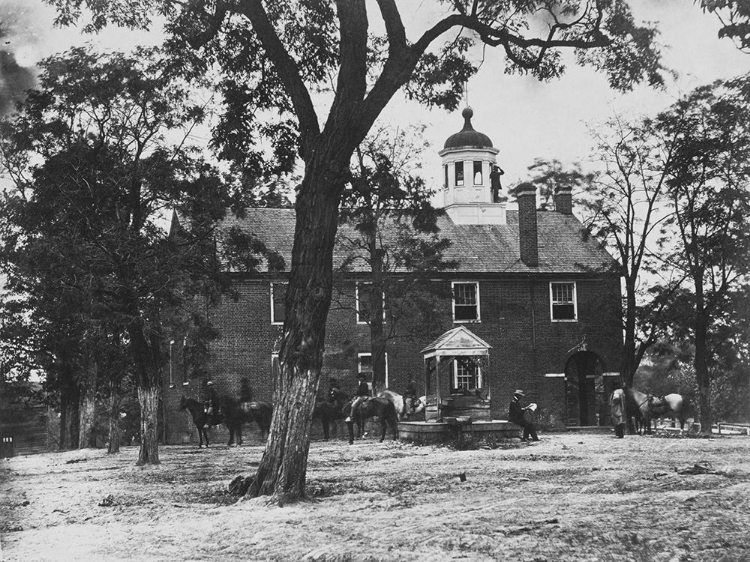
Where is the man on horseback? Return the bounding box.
[346,373,371,423]
[328,378,341,402]
[203,380,220,429]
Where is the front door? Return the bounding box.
[565,351,603,426]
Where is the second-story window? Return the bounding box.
[550,281,577,321]
[271,282,287,325]
[357,282,383,324]
[452,281,480,322]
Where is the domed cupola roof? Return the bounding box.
[443,107,493,150]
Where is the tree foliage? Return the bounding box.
[700,0,750,52]
[653,73,750,430]
[334,126,456,391]
[43,0,666,502]
[0,46,241,462]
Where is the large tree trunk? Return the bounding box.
[368,233,387,393]
[620,278,638,388]
[137,386,160,465]
[78,354,98,449]
[248,160,347,503]
[108,378,122,454]
[694,285,712,434]
[59,377,80,450]
[127,314,163,466]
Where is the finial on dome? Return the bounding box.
[462,106,474,120]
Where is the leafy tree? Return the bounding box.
[576,116,686,391]
[48,0,666,502]
[700,0,750,52]
[654,74,750,432]
[0,46,237,464]
[334,126,456,393]
[510,159,594,210]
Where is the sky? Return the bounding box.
[1,0,748,191]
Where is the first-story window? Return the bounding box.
[452,358,482,391]
[452,281,480,322]
[550,281,577,321]
[271,282,287,325]
[358,352,388,389]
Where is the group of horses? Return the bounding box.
[180,387,426,448]
[621,387,688,434]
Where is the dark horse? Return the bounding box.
[179,396,224,448]
[313,388,349,440]
[347,397,399,444]
[221,397,273,446]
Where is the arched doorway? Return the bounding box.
[564,351,605,426]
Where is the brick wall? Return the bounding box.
[163,273,622,443]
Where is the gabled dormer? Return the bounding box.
[438,107,507,225]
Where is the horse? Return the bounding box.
[179,396,224,448]
[378,390,406,420]
[623,387,653,435]
[403,395,427,420]
[221,397,273,446]
[347,397,399,443]
[313,387,350,440]
[648,393,688,433]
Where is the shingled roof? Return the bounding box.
[217,207,618,276]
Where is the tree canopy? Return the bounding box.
[40,0,667,502]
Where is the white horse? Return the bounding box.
[377,390,426,421]
[648,393,687,433]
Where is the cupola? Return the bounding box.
[443,107,494,150]
[438,108,506,225]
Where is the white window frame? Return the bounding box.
[452,358,483,390]
[472,160,483,185]
[270,281,288,325]
[452,281,481,323]
[358,352,389,388]
[455,161,464,186]
[550,281,578,322]
[356,282,385,325]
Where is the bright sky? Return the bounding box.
[3,0,749,191]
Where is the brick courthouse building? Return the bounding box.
[163,108,623,444]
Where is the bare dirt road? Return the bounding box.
[2,431,750,562]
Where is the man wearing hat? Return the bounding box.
[347,373,371,423]
[509,389,539,442]
[203,380,219,429]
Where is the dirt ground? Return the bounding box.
[2,429,750,562]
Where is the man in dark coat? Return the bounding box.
[203,380,219,429]
[347,374,371,423]
[509,389,539,442]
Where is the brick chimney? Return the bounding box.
[554,186,573,215]
[516,184,539,267]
